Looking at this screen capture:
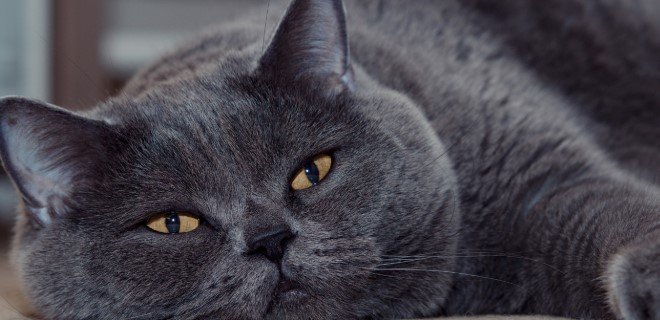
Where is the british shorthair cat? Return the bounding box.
[0,0,659,319]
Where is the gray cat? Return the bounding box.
[1,0,659,319]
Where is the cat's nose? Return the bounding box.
[246,226,295,262]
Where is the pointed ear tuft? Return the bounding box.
[0,96,113,226]
[259,0,354,95]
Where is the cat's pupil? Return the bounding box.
[304,162,320,185]
[165,214,180,234]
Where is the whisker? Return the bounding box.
[261,0,272,52]
[363,267,521,287]
[380,252,564,274]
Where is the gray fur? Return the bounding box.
[1,0,659,319]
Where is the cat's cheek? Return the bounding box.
[274,220,378,301]
[76,229,225,313]
[606,233,660,320]
[17,222,93,318]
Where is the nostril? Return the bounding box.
[253,246,269,257]
[247,227,296,262]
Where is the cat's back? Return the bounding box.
[346,0,660,183]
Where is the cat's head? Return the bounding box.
[0,0,459,318]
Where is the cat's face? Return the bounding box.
[3,0,460,319]
[13,75,458,319]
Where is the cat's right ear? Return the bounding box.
[258,0,354,95]
[0,96,115,227]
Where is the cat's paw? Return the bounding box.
[608,235,660,320]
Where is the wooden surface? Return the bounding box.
[0,255,34,320]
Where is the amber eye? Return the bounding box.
[291,154,332,190]
[146,212,200,234]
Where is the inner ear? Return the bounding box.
[0,96,115,226]
[258,0,354,94]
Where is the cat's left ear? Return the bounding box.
[0,96,115,226]
[259,0,354,95]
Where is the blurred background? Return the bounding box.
[0,0,267,317]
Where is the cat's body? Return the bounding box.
[1,0,659,319]
[123,1,660,316]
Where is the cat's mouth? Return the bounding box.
[264,273,312,317]
[274,279,309,304]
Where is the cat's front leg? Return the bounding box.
[561,179,660,320]
[608,232,660,320]
[507,175,660,319]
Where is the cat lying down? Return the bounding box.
[0,0,659,319]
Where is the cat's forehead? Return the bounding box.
[107,81,368,182]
